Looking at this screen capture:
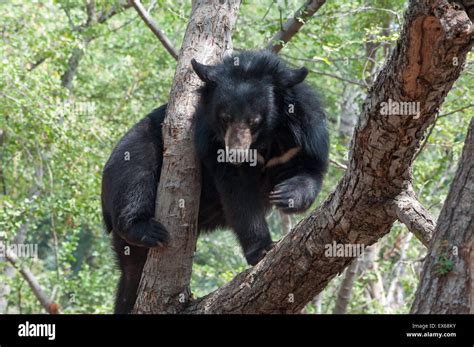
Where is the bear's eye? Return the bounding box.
[249,115,262,127]
[220,113,232,122]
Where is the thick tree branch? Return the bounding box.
[267,0,326,53]
[393,186,435,247]
[182,0,473,314]
[130,0,179,60]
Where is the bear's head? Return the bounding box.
[191,50,307,164]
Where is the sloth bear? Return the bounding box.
[101,50,329,314]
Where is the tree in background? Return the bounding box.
[411,119,473,314]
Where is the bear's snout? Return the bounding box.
[224,121,252,164]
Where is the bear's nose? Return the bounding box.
[224,121,252,164]
[224,121,252,152]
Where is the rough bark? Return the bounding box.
[181,0,473,314]
[132,0,241,314]
[411,118,473,314]
[267,0,326,53]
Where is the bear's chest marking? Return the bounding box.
[257,146,301,169]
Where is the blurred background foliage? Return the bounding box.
[0,0,472,313]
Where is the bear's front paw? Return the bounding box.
[245,241,276,266]
[139,220,170,248]
[120,219,170,248]
[269,175,317,213]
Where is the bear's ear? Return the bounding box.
[191,59,217,84]
[279,67,308,87]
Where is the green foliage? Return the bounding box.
[0,0,472,314]
[434,255,454,276]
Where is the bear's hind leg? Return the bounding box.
[112,233,148,314]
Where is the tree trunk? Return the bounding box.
[411,118,473,314]
[181,0,473,314]
[61,48,85,92]
[359,244,386,309]
[338,84,361,138]
[333,259,359,314]
[133,0,241,314]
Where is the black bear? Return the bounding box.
[101,50,329,314]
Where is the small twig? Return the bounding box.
[280,53,366,63]
[308,68,366,87]
[267,0,327,53]
[261,0,274,21]
[27,56,48,72]
[415,103,473,160]
[130,0,179,60]
[97,0,132,24]
[330,158,348,171]
[414,115,438,161]
[438,103,474,118]
[319,6,402,25]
